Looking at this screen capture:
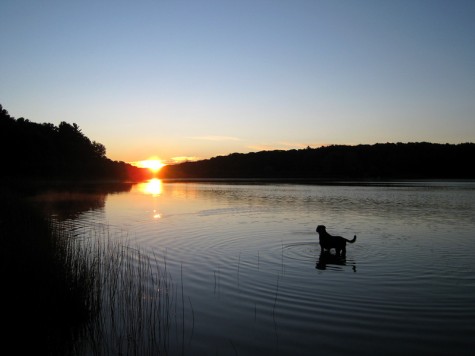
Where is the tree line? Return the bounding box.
[159,142,475,179]
[3,103,473,181]
[0,104,149,181]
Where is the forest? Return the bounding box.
[2,103,474,181]
[159,142,475,179]
[0,104,149,182]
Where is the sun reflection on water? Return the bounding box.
[137,178,163,196]
[135,179,163,219]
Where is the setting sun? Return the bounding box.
[134,158,165,173]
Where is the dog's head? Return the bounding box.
[316,225,326,234]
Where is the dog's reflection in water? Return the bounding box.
[316,251,356,272]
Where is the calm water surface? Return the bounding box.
[41,180,475,355]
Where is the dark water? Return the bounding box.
[37,180,475,355]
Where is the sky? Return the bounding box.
[1,0,474,164]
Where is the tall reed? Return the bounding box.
[53,222,178,355]
[0,192,179,355]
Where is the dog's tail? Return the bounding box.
[345,235,357,243]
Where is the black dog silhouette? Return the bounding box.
[316,225,356,257]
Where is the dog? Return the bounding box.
[316,225,356,257]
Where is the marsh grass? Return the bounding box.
[80,236,176,355]
[1,192,179,355]
[0,192,89,355]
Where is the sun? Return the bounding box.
[134,158,165,173]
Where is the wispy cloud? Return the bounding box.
[247,141,325,151]
[188,136,240,141]
[167,156,201,164]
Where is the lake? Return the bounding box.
[35,180,475,355]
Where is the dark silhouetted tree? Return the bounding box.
[160,142,475,179]
[0,104,149,181]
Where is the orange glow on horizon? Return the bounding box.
[133,158,166,173]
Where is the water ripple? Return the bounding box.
[39,181,475,355]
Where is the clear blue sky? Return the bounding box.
[1,0,474,163]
